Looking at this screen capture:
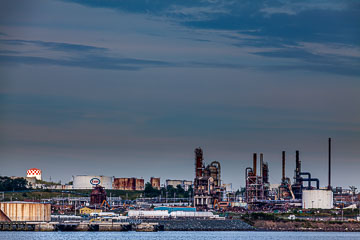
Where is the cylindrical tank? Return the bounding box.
[0,202,51,222]
[26,168,42,180]
[73,175,113,189]
[302,190,333,209]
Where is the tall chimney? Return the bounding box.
[282,151,286,183]
[295,150,301,180]
[253,153,257,176]
[260,153,264,178]
[195,148,203,178]
[328,138,331,190]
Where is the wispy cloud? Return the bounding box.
[0,39,106,53]
[0,38,172,70]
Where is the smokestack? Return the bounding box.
[260,153,264,178]
[282,151,286,182]
[195,148,203,178]
[296,150,301,175]
[253,153,257,176]
[328,138,331,190]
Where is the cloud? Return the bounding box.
[253,46,360,76]
[260,0,347,16]
[0,38,174,70]
[0,39,106,53]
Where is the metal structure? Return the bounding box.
[113,177,144,191]
[245,153,270,203]
[328,137,332,190]
[193,147,224,209]
[90,185,107,207]
[292,151,320,199]
[278,151,294,200]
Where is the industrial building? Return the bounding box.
[113,177,144,191]
[0,202,51,222]
[90,185,108,207]
[127,210,220,219]
[73,175,113,189]
[166,179,193,191]
[245,153,270,203]
[150,177,161,190]
[193,147,224,209]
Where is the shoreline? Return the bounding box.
[1,219,360,232]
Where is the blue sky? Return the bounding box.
[0,0,359,189]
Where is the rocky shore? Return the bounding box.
[252,220,360,232]
[145,219,255,231]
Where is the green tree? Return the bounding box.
[176,185,185,197]
[0,176,28,191]
[144,182,160,197]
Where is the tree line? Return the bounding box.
[144,182,193,198]
[0,176,28,191]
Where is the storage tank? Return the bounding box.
[0,202,51,222]
[73,175,113,189]
[302,190,333,209]
[150,177,161,190]
[26,168,42,180]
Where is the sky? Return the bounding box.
[0,0,359,190]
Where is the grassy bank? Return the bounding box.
[2,189,143,201]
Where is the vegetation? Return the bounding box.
[35,179,61,186]
[144,182,193,199]
[0,176,28,191]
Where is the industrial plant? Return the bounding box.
[1,137,360,232]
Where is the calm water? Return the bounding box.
[1,231,360,240]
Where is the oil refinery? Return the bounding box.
[1,137,360,232]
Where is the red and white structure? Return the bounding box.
[26,168,42,180]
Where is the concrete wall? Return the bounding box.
[0,202,51,222]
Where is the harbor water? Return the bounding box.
[1,231,360,240]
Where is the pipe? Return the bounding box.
[302,178,320,189]
[299,172,311,188]
[253,153,257,176]
[210,161,221,186]
[328,138,331,190]
[282,151,286,183]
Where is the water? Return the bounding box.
[1,231,360,240]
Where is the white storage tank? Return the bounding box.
[26,168,42,180]
[73,175,113,189]
[302,190,333,209]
